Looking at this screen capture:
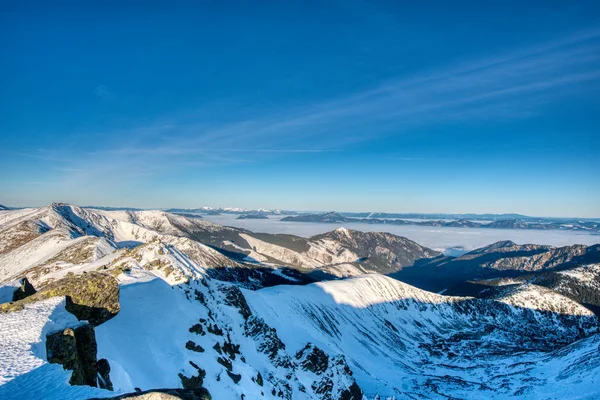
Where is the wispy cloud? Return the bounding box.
[39,26,600,181]
[123,27,599,151]
[93,84,113,100]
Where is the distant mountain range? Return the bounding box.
[164,207,297,216]
[1,203,599,398]
[3,204,598,223]
[282,211,600,232]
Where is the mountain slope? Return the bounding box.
[311,228,441,274]
[1,203,599,399]
[245,274,598,399]
[393,240,600,293]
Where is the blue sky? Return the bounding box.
[1,1,599,217]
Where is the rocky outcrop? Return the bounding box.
[178,361,207,390]
[296,343,329,374]
[1,272,119,326]
[90,388,212,400]
[222,285,252,320]
[12,277,36,301]
[46,324,100,387]
[245,316,292,369]
[0,272,119,391]
[296,343,364,400]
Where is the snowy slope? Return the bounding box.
[0,297,110,399]
[94,252,362,399]
[1,203,599,399]
[245,274,599,399]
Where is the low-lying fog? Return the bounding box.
[203,214,600,256]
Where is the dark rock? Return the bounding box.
[340,382,363,400]
[245,316,292,369]
[189,323,205,335]
[98,358,114,391]
[46,328,81,383]
[222,335,240,359]
[217,356,233,371]
[194,289,205,305]
[179,363,206,389]
[207,323,223,336]
[222,285,252,320]
[227,370,242,384]
[46,324,99,387]
[296,343,329,374]
[186,340,205,353]
[74,324,98,386]
[12,277,36,301]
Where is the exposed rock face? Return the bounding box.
[245,316,292,369]
[46,324,98,386]
[178,361,207,389]
[90,388,212,400]
[295,344,363,400]
[0,219,47,256]
[296,343,329,374]
[12,277,36,301]
[0,272,119,326]
[222,285,252,320]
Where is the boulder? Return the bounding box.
[46,324,99,387]
[1,272,119,326]
[12,277,37,301]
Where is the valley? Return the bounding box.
[0,203,599,399]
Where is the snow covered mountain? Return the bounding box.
[0,203,599,399]
[393,240,600,293]
[0,204,443,287]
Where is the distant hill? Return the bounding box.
[237,214,269,220]
[282,212,600,232]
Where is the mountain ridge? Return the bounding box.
[1,203,599,399]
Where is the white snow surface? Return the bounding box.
[1,204,599,399]
[245,274,600,399]
[0,297,109,399]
